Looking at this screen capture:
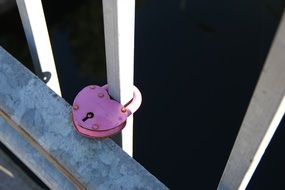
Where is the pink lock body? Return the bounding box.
[72,85,142,138]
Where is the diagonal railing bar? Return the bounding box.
[218,12,285,190]
[16,0,62,96]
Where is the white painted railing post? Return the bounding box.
[16,0,62,96]
[218,12,285,190]
[102,0,136,156]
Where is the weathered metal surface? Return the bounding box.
[0,147,44,190]
[0,46,168,190]
[0,117,77,190]
[218,12,285,190]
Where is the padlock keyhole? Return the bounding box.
[82,112,94,122]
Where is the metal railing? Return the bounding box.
[1,0,285,189]
[16,0,136,156]
[218,11,285,190]
[0,47,167,190]
[0,0,169,189]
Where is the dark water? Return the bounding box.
[0,0,285,189]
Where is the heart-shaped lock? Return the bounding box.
[72,85,142,138]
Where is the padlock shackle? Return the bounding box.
[102,84,142,115]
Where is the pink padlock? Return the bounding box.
[72,85,142,138]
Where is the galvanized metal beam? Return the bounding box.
[0,147,44,190]
[0,118,77,190]
[0,46,168,190]
[218,12,285,190]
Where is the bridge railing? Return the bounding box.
[0,47,168,190]
[2,0,285,189]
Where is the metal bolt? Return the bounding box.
[92,124,99,130]
[90,85,96,89]
[98,93,104,98]
[121,107,127,113]
[73,105,79,110]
